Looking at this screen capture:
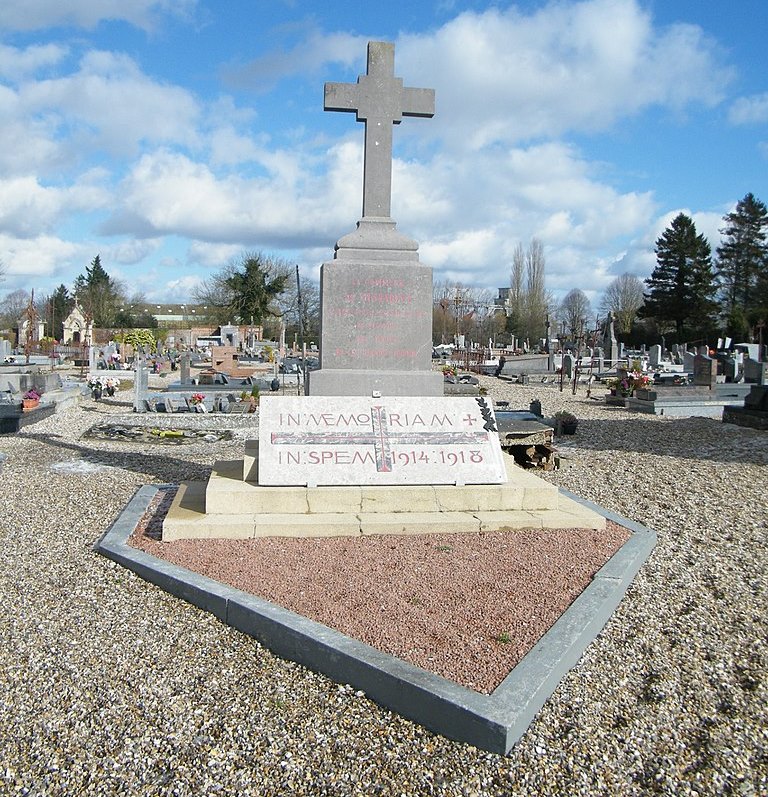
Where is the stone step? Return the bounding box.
[205,456,559,515]
[161,456,605,541]
[162,482,604,541]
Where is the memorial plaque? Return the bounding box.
[258,396,507,486]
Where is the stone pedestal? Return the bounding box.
[308,218,443,397]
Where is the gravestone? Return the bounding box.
[133,361,149,412]
[307,41,442,397]
[721,357,738,383]
[743,358,768,385]
[693,353,717,388]
[683,350,696,372]
[562,353,575,379]
[0,339,10,361]
[649,344,662,368]
[180,352,191,385]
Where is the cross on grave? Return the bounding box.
[271,405,490,473]
[325,41,435,219]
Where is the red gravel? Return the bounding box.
[130,488,629,694]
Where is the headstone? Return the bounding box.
[133,361,149,412]
[180,352,191,384]
[721,357,738,383]
[562,353,575,379]
[0,339,10,361]
[693,353,717,388]
[258,395,506,486]
[307,41,442,397]
[649,344,662,367]
[683,350,696,372]
[742,358,768,385]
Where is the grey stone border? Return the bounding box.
[95,485,656,755]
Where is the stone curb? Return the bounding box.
[95,485,656,755]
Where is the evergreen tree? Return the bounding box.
[48,284,73,341]
[73,255,122,327]
[641,213,717,338]
[194,252,291,326]
[716,193,768,339]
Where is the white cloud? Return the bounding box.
[187,241,244,268]
[0,0,197,32]
[21,51,201,157]
[0,233,83,280]
[397,0,734,149]
[728,92,768,125]
[0,176,109,236]
[0,43,69,80]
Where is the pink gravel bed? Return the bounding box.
[130,488,629,693]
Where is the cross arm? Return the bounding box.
[324,81,360,113]
[402,87,435,119]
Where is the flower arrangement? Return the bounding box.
[189,392,206,405]
[441,364,457,378]
[605,371,651,396]
[87,377,103,390]
[23,389,41,401]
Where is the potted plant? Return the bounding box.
[554,410,578,435]
[22,389,41,409]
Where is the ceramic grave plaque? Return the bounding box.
[258,395,507,486]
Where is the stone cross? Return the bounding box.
[324,41,434,219]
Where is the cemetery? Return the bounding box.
[1,35,767,797]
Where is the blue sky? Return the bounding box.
[0,0,766,309]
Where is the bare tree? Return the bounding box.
[0,288,31,333]
[557,288,592,342]
[600,273,645,334]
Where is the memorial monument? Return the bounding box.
[308,41,443,397]
[161,41,605,540]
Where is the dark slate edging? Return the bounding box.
[95,485,656,755]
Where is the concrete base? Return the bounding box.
[162,452,605,541]
[722,406,768,430]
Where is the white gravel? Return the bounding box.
[0,374,766,795]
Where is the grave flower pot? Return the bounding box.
[22,398,39,410]
[561,421,578,435]
[92,386,102,401]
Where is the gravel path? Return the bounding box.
[1,375,766,795]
